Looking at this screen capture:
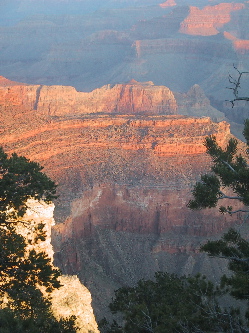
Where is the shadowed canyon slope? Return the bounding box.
[0,77,245,319]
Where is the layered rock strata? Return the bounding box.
[179,3,245,36]
[0,78,245,319]
[0,79,177,117]
[133,38,235,59]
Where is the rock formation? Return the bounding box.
[0,79,177,116]
[132,37,234,60]
[51,275,99,333]
[0,76,25,87]
[17,199,56,260]
[160,0,176,8]
[174,84,226,121]
[0,77,245,320]
[224,31,249,54]
[179,3,245,36]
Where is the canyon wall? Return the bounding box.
[0,0,248,323]
[0,78,245,320]
[133,37,235,59]
[0,77,224,132]
[0,79,177,116]
[174,84,226,121]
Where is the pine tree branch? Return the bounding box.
[209,254,249,263]
[226,209,249,214]
[220,160,238,173]
[219,191,243,200]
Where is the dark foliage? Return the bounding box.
[100,272,246,333]
[0,147,78,332]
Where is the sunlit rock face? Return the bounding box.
[17,199,55,260]
[179,3,245,36]
[51,275,99,333]
[0,79,177,116]
[0,77,245,319]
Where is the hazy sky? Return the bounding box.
[0,0,105,25]
[0,0,167,27]
[0,0,164,25]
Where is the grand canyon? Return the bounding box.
[1,0,249,330]
[0,75,246,322]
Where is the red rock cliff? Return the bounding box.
[0,77,243,320]
[0,77,236,241]
[0,79,177,116]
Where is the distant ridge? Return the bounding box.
[0,76,26,87]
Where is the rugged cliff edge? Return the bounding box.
[0,79,177,117]
[0,78,245,319]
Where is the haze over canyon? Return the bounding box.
[0,0,248,99]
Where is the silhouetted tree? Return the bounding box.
[0,147,78,332]
[187,68,249,330]
[100,273,246,333]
